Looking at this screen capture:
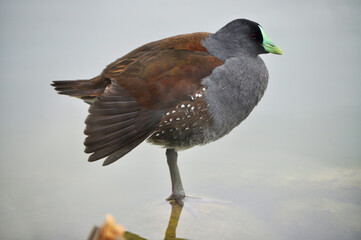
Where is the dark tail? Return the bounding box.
[51,78,108,104]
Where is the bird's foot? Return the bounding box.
[167,193,185,206]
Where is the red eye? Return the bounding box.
[250,34,257,40]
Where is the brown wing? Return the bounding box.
[84,32,224,165]
[84,81,162,165]
[104,49,223,109]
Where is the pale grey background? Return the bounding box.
[0,0,360,239]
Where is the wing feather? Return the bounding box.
[84,81,161,164]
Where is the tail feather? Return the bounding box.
[52,78,160,165]
[51,78,107,104]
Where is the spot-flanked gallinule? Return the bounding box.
[52,19,282,205]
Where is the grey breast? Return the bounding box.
[201,56,269,143]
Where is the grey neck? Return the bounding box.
[202,33,260,60]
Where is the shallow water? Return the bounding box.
[0,0,360,239]
[2,139,360,239]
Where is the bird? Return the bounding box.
[52,19,282,205]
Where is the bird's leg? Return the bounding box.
[166,148,185,206]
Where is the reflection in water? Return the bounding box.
[88,200,186,240]
[165,201,186,240]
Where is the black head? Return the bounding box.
[204,19,282,59]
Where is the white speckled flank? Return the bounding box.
[148,86,211,149]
